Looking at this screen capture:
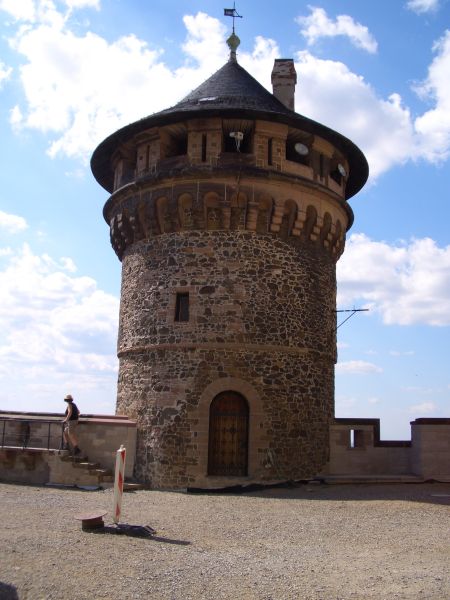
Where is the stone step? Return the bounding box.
[89,468,113,477]
[73,461,100,470]
[55,453,115,487]
[59,453,89,463]
[100,479,141,490]
[123,482,144,492]
[100,476,114,484]
[55,453,141,489]
[86,462,102,470]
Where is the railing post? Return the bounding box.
[47,422,51,450]
[1,420,5,447]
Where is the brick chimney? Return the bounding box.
[271,59,297,111]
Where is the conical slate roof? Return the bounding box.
[91,56,368,198]
[166,59,293,116]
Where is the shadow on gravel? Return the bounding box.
[88,524,191,546]
[141,535,191,546]
[247,482,450,506]
[189,481,450,506]
[0,582,19,600]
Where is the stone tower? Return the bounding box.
[91,35,368,489]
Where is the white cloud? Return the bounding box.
[337,341,349,349]
[65,0,100,10]
[0,0,36,21]
[0,243,119,412]
[408,401,437,413]
[182,12,228,73]
[0,0,67,27]
[9,105,23,127]
[414,30,450,163]
[7,10,230,161]
[338,234,450,326]
[336,360,383,374]
[402,385,437,394]
[240,35,280,91]
[2,5,450,178]
[0,60,12,87]
[295,51,417,177]
[406,0,440,14]
[389,350,415,356]
[297,6,378,53]
[293,25,450,177]
[0,210,28,233]
[60,256,77,272]
[368,397,381,405]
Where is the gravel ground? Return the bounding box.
[1,481,449,600]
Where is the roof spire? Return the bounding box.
[224,3,242,62]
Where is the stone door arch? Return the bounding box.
[208,391,249,476]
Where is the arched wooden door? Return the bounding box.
[208,391,249,476]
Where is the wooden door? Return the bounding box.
[208,391,249,476]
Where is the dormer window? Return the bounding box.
[286,130,311,166]
[222,119,253,154]
[113,156,135,191]
[160,124,188,159]
[330,161,347,186]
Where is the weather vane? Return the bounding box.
[224,3,242,34]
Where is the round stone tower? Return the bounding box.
[91,37,368,489]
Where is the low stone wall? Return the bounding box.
[0,412,137,485]
[75,416,137,478]
[322,419,411,476]
[2,412,449,486]
[322,418,450,481]
[411,419,450,480]
[0,448,52,485]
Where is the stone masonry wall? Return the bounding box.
[118,349,333,489]
[117,230,336,488]
[118,231,336,355]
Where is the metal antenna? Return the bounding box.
[224,2,243,34]
[336,308,369,330]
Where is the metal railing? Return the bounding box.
[0,418,65,451]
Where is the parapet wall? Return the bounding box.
[411,419,450,480]
[2,413,449,486]
[0,412,137,485]
[322,418,450,481]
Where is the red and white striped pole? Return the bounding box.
[113,445,126,524]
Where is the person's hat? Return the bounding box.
[64,394,74,402]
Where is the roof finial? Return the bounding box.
[224,3,242,62]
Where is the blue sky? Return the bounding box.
[0,0,449,439]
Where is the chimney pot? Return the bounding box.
[271,59,297,111]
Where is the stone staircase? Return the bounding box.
[49,452,143,490]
